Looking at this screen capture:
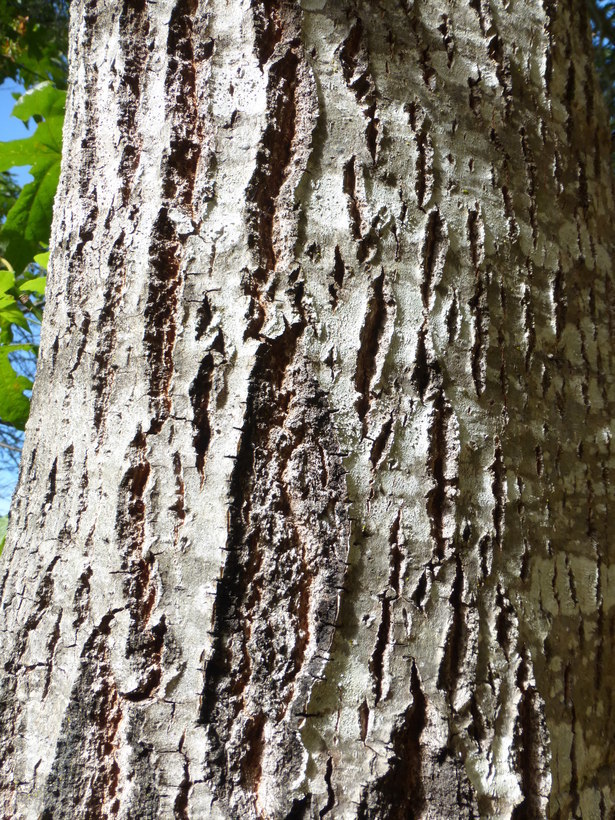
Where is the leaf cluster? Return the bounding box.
[0,82,64,468]
[0,0,68,90]
[0,3,67,501]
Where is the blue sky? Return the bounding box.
[1,77,33,186]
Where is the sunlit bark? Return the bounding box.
[1,0,614,817]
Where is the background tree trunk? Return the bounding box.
[1,0,614,817]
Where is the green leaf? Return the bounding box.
[0,116,63,174]
[0,230,41,275]
[0,515,7,557]
[11,82,66,122]
[0,134,41,172]
[33,251,50,269]
[0,345,33,430]
[0,294,16,310]
[0,269,15,293]
[0,109,64,264]
[0,306,29,329]
[2,157,60,245]
[19,276,46,295]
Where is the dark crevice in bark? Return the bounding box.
[490,441,505,547]
[145,0,201,429]
[92,232,126,433]
[388,513,403,594]
[42,609,63,700]
[414,211,448,405]
[488,33,513,117]
[479,534,493,579]
[145,219,184,430]
[421,210,445,309]
[497,326,510,412]
[319,756,335,817]
[173,733,191,820]
[370,595,391,706]
[343,156,363,246]
[519,128,538,245]
[239,711,266,792]
[358,698,369,742]
[115,433,165,702]
[72,565,93,629]
[501,185,519,240]
[370,415,393,469]
[189,353,214,478]
[553,261,567,340]
[42,613,125,819]
[339,17,368,95]
[243,11,314,342]
[355,270,386,435]
[469,692,487,748]
[246,49,300,277]
[467,207,482,271]
[70,313,91,375]
[419,45,436,91]
[415,126,434,209]
[426,391,454,561]
[437,15,455,68]
[511,651,550,819]
[367,661,427,818]
[43,457,58,510]
[407,104,435,209]
[71,205,99,272]
[328,245,345,307]
[171,451,186,526]
[117,0,149,205]
[411,323,433,402]
[468,264,488,398]
[522,280,536,372]
[411,569,428,610]
[446,290,459,342]
[468,0,487,35]
[200,311,349,810]
[285,795,312,819]
[195,293,212,340]
[468,74,482,117]
[564,54,576,141]
[495,586,515,661]
[437,555,465,697]
[252,0,285,68]
[365,103,379,165]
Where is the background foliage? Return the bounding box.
[0,1,68,543]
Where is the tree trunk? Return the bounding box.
[1,0,613,817]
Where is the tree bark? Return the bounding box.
[1,0,614,817]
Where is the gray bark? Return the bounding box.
[0,0,613,817]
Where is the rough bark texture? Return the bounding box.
[0,0,614,817]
